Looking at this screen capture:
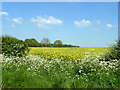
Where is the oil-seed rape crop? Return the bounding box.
[29,47,109,61]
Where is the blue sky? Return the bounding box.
[2,0,120,2]
[1,2,118,47]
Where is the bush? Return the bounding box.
[0,36,2,54]
[2,35,29,57]
[104,40,120,61]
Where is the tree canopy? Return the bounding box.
[54,40,62,47]
[25,38,39,47]
[25,37,79,47]
[41,38,51,45]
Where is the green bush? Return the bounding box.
[0,36,2,54]
[2,35,29,57]
[104,40,120,61]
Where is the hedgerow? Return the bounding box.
[2,35,29,57]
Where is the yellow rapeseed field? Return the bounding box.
[29,47,109,61]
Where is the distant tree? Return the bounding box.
[31,38,39,47]
[41,38,50,46]
[25,38,39,47]
[39,43,42,47]
[25,38,79,47]
[54,40,63,47]
[25,39,31,46]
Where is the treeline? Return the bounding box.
[25,38,79,47]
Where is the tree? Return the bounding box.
[25,38,39,47]
[41,38,50,46]
[54,40,62,47]
[25,39,31,46]
[31,38,39,47]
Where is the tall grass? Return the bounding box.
[2,51,119,88]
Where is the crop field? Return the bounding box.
[29,47,110,60]
[2,47,119,88]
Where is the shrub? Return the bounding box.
[2,35,29,57]
[0,36,2,54]
[104,40,120,61]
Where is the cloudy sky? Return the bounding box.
[1,2,118,47]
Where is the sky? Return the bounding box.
[1,2,118,47]
[1,0,120,2]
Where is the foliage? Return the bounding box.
[25,37,79,47]
[103,40,120,61]
[54,40,63,47]
[41,38,51,45]
[25,38,39,47]
[0,36,2,54]
[62,44,79,47]
[2,51,119,88]
[2,35,29,57]
[38,43,79,47]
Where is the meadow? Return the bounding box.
[2,47,119,88]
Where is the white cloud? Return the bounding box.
[12,17,23,24]
[106,24,112,28]
[74,19,91,27]
[31,15,63,29]
[37,23,49,29]
[0,12,8,16]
